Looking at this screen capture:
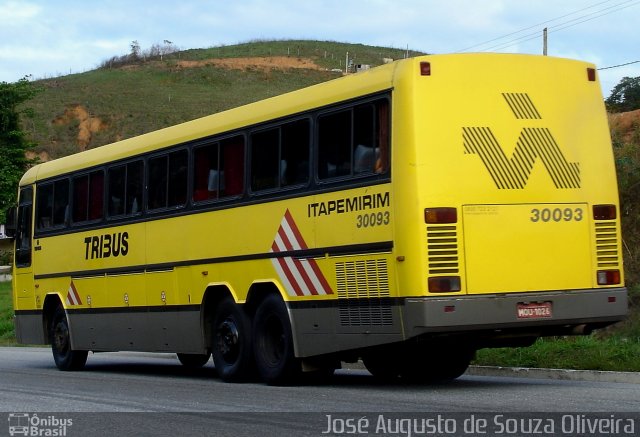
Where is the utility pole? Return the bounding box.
[543,28,548,56]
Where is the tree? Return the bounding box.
[130,40,141,61]
[0,77,39,217]
[606,76,640,113]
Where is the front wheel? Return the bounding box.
[50,306,88,371]
[252,294,301,385]
[211,296,254,382]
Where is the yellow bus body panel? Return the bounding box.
[403,54,622,295]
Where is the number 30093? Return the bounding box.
[357,211,390,228]
[530,207,583,223]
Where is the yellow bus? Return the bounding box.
[8,53,627,384]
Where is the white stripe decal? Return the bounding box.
[66,281,82,306]
[270,210,333,296]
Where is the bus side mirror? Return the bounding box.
[4,206,17,239]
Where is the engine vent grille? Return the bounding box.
[595,221,620,267]
[336,259,392,326]
[427,225,459,274]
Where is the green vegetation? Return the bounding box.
[27,40,422,160]
[0,282,16,345]
[606,76,640,113]
[0,77,40,217]
[2,40,639,371]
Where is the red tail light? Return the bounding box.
[428,276,461,293]
[587,68,596,82]
[593,204,616,220]
[424,207,457,224]
[597,270,620,285]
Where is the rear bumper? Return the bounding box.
[403,288,628,338]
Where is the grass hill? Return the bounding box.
[12,39,640,369]
[24,40,422,160]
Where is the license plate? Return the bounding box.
[517,302,552,319]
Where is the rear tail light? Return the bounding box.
[587,68,596,82]
[593,204,616,220]
[597,270,620,285]
[428,276,461,293]
[424,207,457,224]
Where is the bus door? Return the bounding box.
[13,187,35,310]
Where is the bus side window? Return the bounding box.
[221,135,245,197]
[168,150,188,207]
[376,99,390,174]
[108,160,143,217]
[193,135,245,202]
[318,110,351,179]
[193,142,220,201]
[251,128,279,191]
[36,184,53,229]
[281,119,310,187]
[36,179,69,229]
[251,120,309,192]
[15,187,33,267]
[353,104,375,174]
[72,170,104,223]
[52,179,70,226]
[318,98,390,180]
[148,150,188,211]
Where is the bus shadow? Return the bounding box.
[30,354,544,390]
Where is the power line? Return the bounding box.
[482,0,640,52]
[598,60,640,70]
[457,0,640,53]
[456,0,617,52]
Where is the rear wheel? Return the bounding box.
[362,344,403,381]
[252,294,301,385]
[50,306,88,371]
[211,297,253,382]
[177,353,210,368]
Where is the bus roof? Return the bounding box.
[20,53,595,186]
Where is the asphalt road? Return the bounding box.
[1,347,639,436]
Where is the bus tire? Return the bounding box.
[50,306,88,371]
[400,345,474,383]
[176,353,210,368]
[425,348,474,382]
[252,294,301,385]
[362,348,402,381]
[211,297,253,382]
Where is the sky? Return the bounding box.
[1,0,639,98]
